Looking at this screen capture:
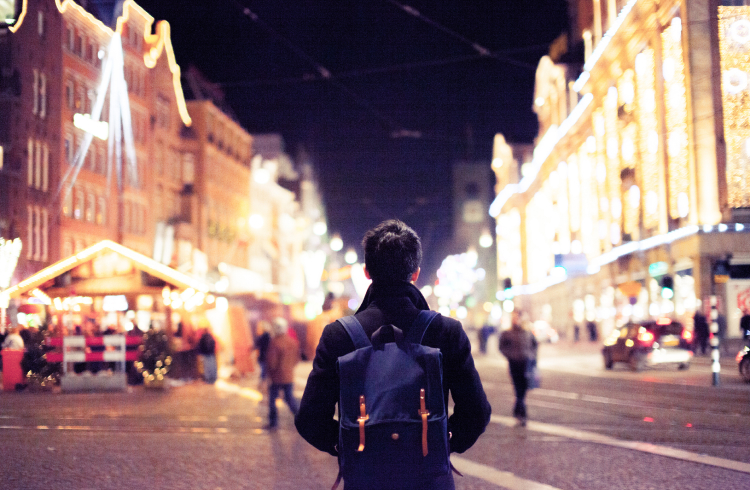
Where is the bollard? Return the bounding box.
[710,295,720,386]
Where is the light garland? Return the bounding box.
[635,47,661,229]
[604,86,621,241]
[567,154,581,233]
[662,17,691,219]
[719,7,750,208]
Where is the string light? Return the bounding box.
[635,48,661,229]
[719,7,750,207]
[662,17,691,219]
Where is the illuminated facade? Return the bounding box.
[0,0,192,286]
[491,0,750,343]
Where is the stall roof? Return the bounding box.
[0,240,209,303]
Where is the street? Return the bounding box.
[1,339,749,490]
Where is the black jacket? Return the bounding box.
[295,280,491,456]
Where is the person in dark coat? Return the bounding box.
[693,310,710,355]
[499,310,538,426]
[295,219,491,489]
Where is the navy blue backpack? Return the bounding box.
[333,310,454,490]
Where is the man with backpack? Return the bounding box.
[296,219,491,490]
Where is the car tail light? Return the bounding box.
[682,329,692,342]
[737,351,746,363]
[637,328,654,344]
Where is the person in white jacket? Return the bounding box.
[1,326,25,350]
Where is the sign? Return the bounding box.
[618,280,642,298]
[648,261,669,277]
[0,238,22,289]
[73,113,109,140]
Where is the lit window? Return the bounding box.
[41,208,48,261]
[32,69,39,115]
[62,189,72,217]
[34,140,41,189]
[39,73,46,118]
[67,26,74,51]
[74,188,84,219]
[85,192,95,222]
[26,205,33,259]
[38,11,44,37]
[27,138,34,186]
[97,196,106,225]
[33,207,41,261]
[42,144,48,192]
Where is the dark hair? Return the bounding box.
[362,219,422,283]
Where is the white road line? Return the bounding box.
[451,455,563,490]
[491,415,750,474]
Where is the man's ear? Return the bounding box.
[364,267,371,280]
[410,268,420,284]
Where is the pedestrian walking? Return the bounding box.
[252,320,271,393]
[499,310,538,427]
[693,310,710,355]
[197,326,217,384]
[296,219,491,489]
[265,318,299,430]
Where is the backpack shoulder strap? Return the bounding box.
[338,315,371,349]
[405,310,440,345]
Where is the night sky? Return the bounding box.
[134,0,570,283]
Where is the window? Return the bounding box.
[182,153,195,184]
[27,138,33,186]
[97,196,106,225]
[74,188,84,219]
[62,189,72,217]
[33,207,41,261]
[97,146,106,175]
[85,192,95,222]
[77,83,85,111]
[32,69,39,115]
[65,134,73,163]
[41,208,48,261]
[76,33,84,57]
[38,11,44,37]
[39,73,46,118]
[26,205,33,259]
[67,26,74,51]
[42,143,48,192]
[34,140,41,189]
[66,80,74,110]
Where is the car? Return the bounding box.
[737,346,750,383]
[602,318,693,371]
[532,320,559,343]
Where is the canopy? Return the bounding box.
[0,240,209,306]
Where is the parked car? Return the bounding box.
[602,318,693,371]
[532,320,559,343]
[737,346,750,383]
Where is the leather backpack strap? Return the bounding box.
[404,310,440,345]
[338,315,371,349]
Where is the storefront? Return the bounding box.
[0,240,221,390]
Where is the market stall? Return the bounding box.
[0,240,212,391]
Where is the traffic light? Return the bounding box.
[661,275,674,299]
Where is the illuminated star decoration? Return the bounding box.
[58,32,138,201]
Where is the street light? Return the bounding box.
[479,229,493,248]
[248,214,264,229]
[344,248,358,265]
[330,233,343,252]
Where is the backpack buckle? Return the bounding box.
[419,389,430,456]
[357,395,369,452]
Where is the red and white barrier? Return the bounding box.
[45,335,142,392]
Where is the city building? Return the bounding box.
[490,0,750,347]
[0,0,192,285]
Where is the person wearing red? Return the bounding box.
[266,318,299,429]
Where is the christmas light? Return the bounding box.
[662,17,691,219]
[719,7,750,207]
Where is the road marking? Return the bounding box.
[491,415,750,474]
[451,455,563,490]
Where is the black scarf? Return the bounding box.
[355,280,430,313]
